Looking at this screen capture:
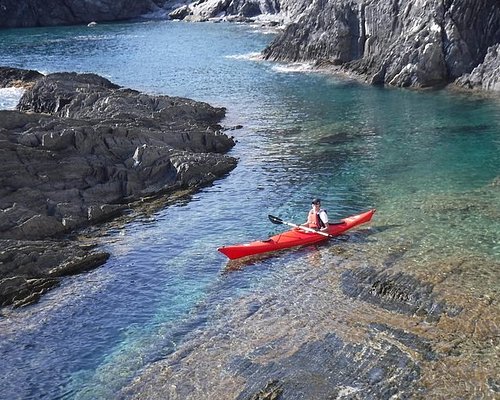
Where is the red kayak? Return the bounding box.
[218,209,375,260]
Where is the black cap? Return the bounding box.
[311,198,321,205]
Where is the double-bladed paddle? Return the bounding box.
[268,214,333,238]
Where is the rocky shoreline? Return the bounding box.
[168,0,500,91]
[1,3,499,398]
[0,66,237,308]
[1,1,498,91]
[0,0,167,28]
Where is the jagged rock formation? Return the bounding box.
[0,0,164,28]
[1,69,236,241]
[263,0,500,89]
[0,67,237,307]
[0,240,109,307]
[169,0,281,22]
[2,0,498,90]
[0,67,43,88]
[454,43,500,91]
[168,0,500,91]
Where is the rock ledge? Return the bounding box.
[0,67,237,307]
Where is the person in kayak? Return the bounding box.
[303,198,329,232]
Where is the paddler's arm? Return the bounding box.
[319,210,329,231]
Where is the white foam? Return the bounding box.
[225,52,262,61]
[0,87,25,110]
[271,62,315,73]
[251,27,279,35]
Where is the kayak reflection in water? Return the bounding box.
[303,198,329,232]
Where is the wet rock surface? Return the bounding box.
[118,253,440,399]
[0,67,237,307]
[0,239,109,307]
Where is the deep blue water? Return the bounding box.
[0,20,499,399]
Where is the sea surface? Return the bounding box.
[0,20,499,399]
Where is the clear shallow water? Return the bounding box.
[0,21,499,399]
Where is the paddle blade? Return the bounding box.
[268,215,284,225]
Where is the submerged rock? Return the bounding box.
[341,266,458,322]
[0,67,237,306]
[233,330,425,399]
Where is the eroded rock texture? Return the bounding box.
[0,0,163,28]
[166,0,500,90]
[263,0,500,89]
[0,67,236,306]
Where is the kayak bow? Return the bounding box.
[218,209,375,260]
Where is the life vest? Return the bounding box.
[307,209,328,229]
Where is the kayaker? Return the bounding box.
[303,198,329,231]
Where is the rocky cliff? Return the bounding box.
[169,0,500,90]
[262,0,500,89]
[0,0,164,27]
[454,43,500,91]
[0,67,237,307]
[2,0,498,90]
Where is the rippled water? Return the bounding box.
[0,21,499,399]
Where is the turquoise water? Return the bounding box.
[0,21,499,399]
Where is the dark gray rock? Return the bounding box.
[0,67,43,88]
[0,67,237,307]
[0,276,60,308]
[454,44,500,91]
[341,265,461,323]
[0,69,236,241]
[488,377,500,393]
[0,239,109,307]
[0,0,162,28]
